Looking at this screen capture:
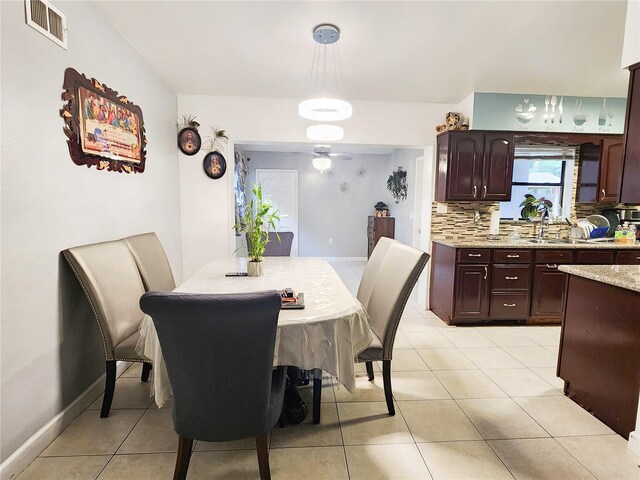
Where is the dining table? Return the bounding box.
[136,257,374,408]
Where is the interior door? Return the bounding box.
[256,169,299,256]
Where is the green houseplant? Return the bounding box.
[519,194,553,220]
[236,183,280,276]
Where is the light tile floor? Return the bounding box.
[17,259,639,479]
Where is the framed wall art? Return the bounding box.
[60,68,147,173]
[178,127,201,156]
[203,151,227,180]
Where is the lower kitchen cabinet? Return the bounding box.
[530,265,569,321]
[454,264,489,320]
[430,242,640,325]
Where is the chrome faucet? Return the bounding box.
[538,210,549,239]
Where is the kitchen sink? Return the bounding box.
[523,238,595,244]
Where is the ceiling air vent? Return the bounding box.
[25,0,67,50]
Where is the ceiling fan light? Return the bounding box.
[299,98,352,121]
[306,124,344,142]
[312,156,332,172]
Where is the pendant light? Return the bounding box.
[300,24,351,141]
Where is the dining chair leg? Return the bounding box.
[365,361,375,381]
[382,360,395,416]
[312,368,322,424]
[256,432,271,480]
[278,404,286,428]
[173,436,193,480]
[141,362,152,382]
[101,360,116,418]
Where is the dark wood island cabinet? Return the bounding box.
[558,265,640,439]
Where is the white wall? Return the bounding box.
[621,0,640,68]
[246,151,391,257]
[177,94,453,276]
[0,1,181,463]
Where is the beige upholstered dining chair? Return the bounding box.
[63,240,152,418]
[357,241,430,415]
[123,232,175,292]
[311,239,429,420]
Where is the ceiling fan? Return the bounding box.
[289,145,353,161]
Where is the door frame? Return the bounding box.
[255,169,299,256]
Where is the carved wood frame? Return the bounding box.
[60,68,147,173]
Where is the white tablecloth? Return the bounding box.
[137,257,374,407]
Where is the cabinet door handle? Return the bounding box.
[506,254,520,258]
[503,303,517,307]
[483,266,488,280]
[505,276,519,280]
[546,264,558,269]
[473,185,477,198]
[468,253,482,257]
[483,185,487,198]
[601,188,606,198]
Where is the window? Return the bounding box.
[500,145,575,220]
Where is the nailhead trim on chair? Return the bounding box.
[62,250,150,364]
[356,256,428,363]
[62,250,113,361]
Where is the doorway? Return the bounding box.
[256,169,299,256]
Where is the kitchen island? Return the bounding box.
[557,264,640,444]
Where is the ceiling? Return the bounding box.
[96,1,630,103]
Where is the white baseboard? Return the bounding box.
[628,430,639,456]
[0,361,131,480]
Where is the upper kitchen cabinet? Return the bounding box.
[576,137,624,203]
[435,131,514,202]
[621,62,640,203]
[599,138,624,203]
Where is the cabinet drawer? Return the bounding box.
[492,265,531,290]
[493,249,532,263]
[616,250,640,264]
[458,249,491,263]
[576,250,615,264]
[489,292,529,319]
[535,249,574,264]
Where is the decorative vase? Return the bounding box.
[247,261,263,277]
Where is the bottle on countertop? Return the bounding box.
[614,225,624,243]
[628,225,637,244]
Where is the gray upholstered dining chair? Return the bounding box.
[247,231,294,256]
[63,240,152,418]
[123,232,175,292]
[139,290,286,480]
[311,239,428,420]
[357,241,430,415]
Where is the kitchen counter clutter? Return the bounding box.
[558,264,640,293]
[558,264,640,439]
[429,239,640,326]
[432,237,640,249]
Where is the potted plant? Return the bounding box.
[387,167,408,203]
[236,183,280,276]
[519,194,553,220]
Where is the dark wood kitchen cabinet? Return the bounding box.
[621,62,640,203]
[435,131,514,202]
[598,138,624,203]
[530,265,569,320]
[454,264,489,320]
[576,137,624,204]
[430,243,640,325]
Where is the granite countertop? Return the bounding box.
[432,237,640,249]
[559,265,640,293]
